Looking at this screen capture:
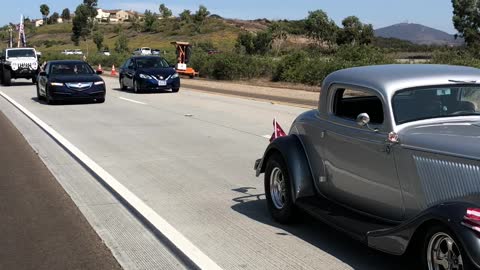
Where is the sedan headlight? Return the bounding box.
[94,81,105,85]
[139,74,152,79]
[171,73,179,79]
[50,82,64,86]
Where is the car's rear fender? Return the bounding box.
[255,135,315,202]
[367,202,480,267]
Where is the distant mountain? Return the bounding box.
[374,23,463,46]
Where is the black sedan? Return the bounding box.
[119,56,180,93]
[37,60,105,104]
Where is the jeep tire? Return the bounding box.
[2,67,11,86]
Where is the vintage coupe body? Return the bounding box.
[255,65,480,269]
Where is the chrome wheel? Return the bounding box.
[269,167,287,210]
[427,232,463,270]
[133,80,139,93]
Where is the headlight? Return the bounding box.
[139,74,152,79]
[171,73,179,79]
[94,81,105,85]
[50,82,63,86]
[31,62,38,70]
[11,63,18,71]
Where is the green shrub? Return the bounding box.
[431,50,480,68]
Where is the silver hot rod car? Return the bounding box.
[255,65,480,269]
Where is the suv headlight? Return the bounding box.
[171,73,179,79]
[139,74,152,79]
[11,63,18,71]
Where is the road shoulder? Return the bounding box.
[0,111,122,270]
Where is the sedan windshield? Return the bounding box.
[50,63,94,75]
[393,86,480,124]
[7,49,36,58]
[136,58,169,69]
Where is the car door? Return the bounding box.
[320,86,404,221]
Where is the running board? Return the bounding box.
[296,197,396,243]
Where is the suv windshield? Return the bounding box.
[393,86,480,124]
[136,57,169,69]
[7,49,36,58]
[50,62,94,75]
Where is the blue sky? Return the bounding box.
[2,0,456,33]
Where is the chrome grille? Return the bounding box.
[65,82,93,91]
[414,155,480,206]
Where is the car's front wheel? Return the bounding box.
[45,87,54,105]
[2,68,11,86]
[264,153,296,224]
[133,79,140,93]
[423,225,474,270]
[172,87,179,93]
[36,83,43,100]
[120,77,127,91]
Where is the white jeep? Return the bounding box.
[0,48,40,86]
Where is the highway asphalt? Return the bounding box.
[0,77,413,269]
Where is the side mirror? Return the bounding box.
[96,70,103,75]
[356,113,370,127]
[39,71,47,76]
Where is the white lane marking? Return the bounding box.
[0,91,222,270]
[262,135,271,139]
[118,97,147,105]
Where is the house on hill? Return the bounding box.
[96,9,131,23]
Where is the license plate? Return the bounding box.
[158,80,167,86]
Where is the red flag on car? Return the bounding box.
[270,118,287,142]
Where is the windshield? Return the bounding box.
[136,58,169,69]
[393,86,480,124]
[50,63,94,75]
[7,49,36,58]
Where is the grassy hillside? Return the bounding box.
[14,18,242,57]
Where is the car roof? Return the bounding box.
[131,55,164,60]
[322,64,480,96]
[48,60,88,65]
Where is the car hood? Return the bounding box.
[399,122,480,159]
[50,74,103,83]
[137,68,176,77]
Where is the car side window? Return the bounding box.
[333,88,384,124]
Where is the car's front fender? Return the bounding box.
[255,135,315,202]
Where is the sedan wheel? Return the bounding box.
[36,83,43,100]
[265,153,296,223]
[45,88,54,105]
[133,80,140,93]
[120,77,127,91]
[424,225,472,270]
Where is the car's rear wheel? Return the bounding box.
[172,87,179,92]
[423,225,473,270]
[264,153,296,224]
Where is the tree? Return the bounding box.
[194,5,210,24]
[143,10,157,32]
[159,4,172,19]
[93,31,104,51]
[71,1,97,46]
[40,4,50,24]
[235,31,273,55]
[114,33,129,53]
[452,0,480,47]
[337,16,374,45]
[48,12,60,24]
[179,9,192,23]
[304,10,338,47]
[61,8,71,21]
[269,22,288,54]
